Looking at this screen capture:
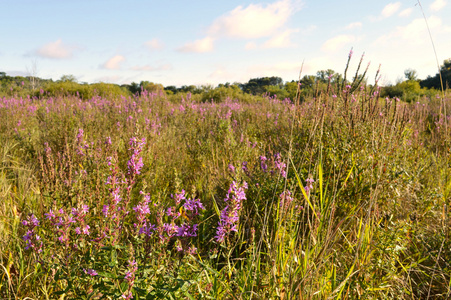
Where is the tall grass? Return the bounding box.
[0,59,450,299]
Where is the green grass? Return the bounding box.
[0,79,450,299]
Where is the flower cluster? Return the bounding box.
[122,259,138,300]
[127,137,146,176]
[215,181,248,243]
[44,204,90,247]
[156,190,205,253]
[279,190,294,210]
[304,178,315,195]
[22,214,43,253]
[273,153,287,178]
[133,192,156,237]
[83,268,98,276]
[260,156,268,172]
[76,128,90,156]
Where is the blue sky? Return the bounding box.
[1,0,450,86]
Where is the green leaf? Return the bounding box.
[97,271,117,279]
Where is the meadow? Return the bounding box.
[0,63,450,299]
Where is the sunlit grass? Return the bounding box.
[0,69,450,299]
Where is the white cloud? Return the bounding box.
[430,0,447,12]
[399,8,413,17]
[208,0,302,39]
[248,61,303,74]
[130,64,172,71]
[101,55,125,70]
[345,22,362,30]
[321,35,356,52]
[144,38,164,50]
[263,28,299,48]
[381,2,402,18]
[376,16,443,45]
[36,39,74,59]
[177,37,215,53]
[209,67,235,80]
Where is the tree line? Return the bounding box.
[1,58,449,102]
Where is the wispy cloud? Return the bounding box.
[430,0,447,12]
[101,55,125,70]
[345,22,362,30]
[321,35,356,52]
[209,67,235,80]
[130,63,172,71]
[144,38,164,50]
[248,61,303,74]
[399,8,413,17]
[262,28,299,48]
[35,39,74,59]
[375,16,443,45]
[381,2,402,18]
[208,0,302,39]
[177,37,215,53]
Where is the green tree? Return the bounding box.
[404,69,418,81]
[140,81,166,96]
[265,85,289,100]
[284,81,299,100]
[240,76,283,95]
[420,58,451,90]
[59,74,77,83]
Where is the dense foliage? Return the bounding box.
[2,57,449,103]
[1,58,450,298]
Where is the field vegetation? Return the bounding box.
[0,54,450,299]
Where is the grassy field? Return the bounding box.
[0,74,450,299]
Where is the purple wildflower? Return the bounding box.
[172,190,186,205]
[215,181,248,243]
[138,223,156,236]
[279,190,294,209]
[82,225,90,235]
[127,137,146,176]
[304,178,315,195]
[22,214,43,252]
[242,161,248,172]
[176,224,198,237]
[183,198,205,216]
[102,205,109,217]
[45,209,55,220]
[260,156,268,172]
[274,153,287,178]
[84,268,98,276]
[122,259,137,299]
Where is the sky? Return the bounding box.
[1,0,450,87]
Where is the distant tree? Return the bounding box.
[404,69,418,81]
[316,69,335,83]
[59,74,77,83]
[26,59,40,90]
[177,85,195,94]
[127,82,141,94]
[265,85,289,100]
[420,58,451,90]
[240,76,283,95]
[140,81,165,95]
[201,84,243,102]
[164,85,177,94]
[284,81,299,100]
[300,75,316,89]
